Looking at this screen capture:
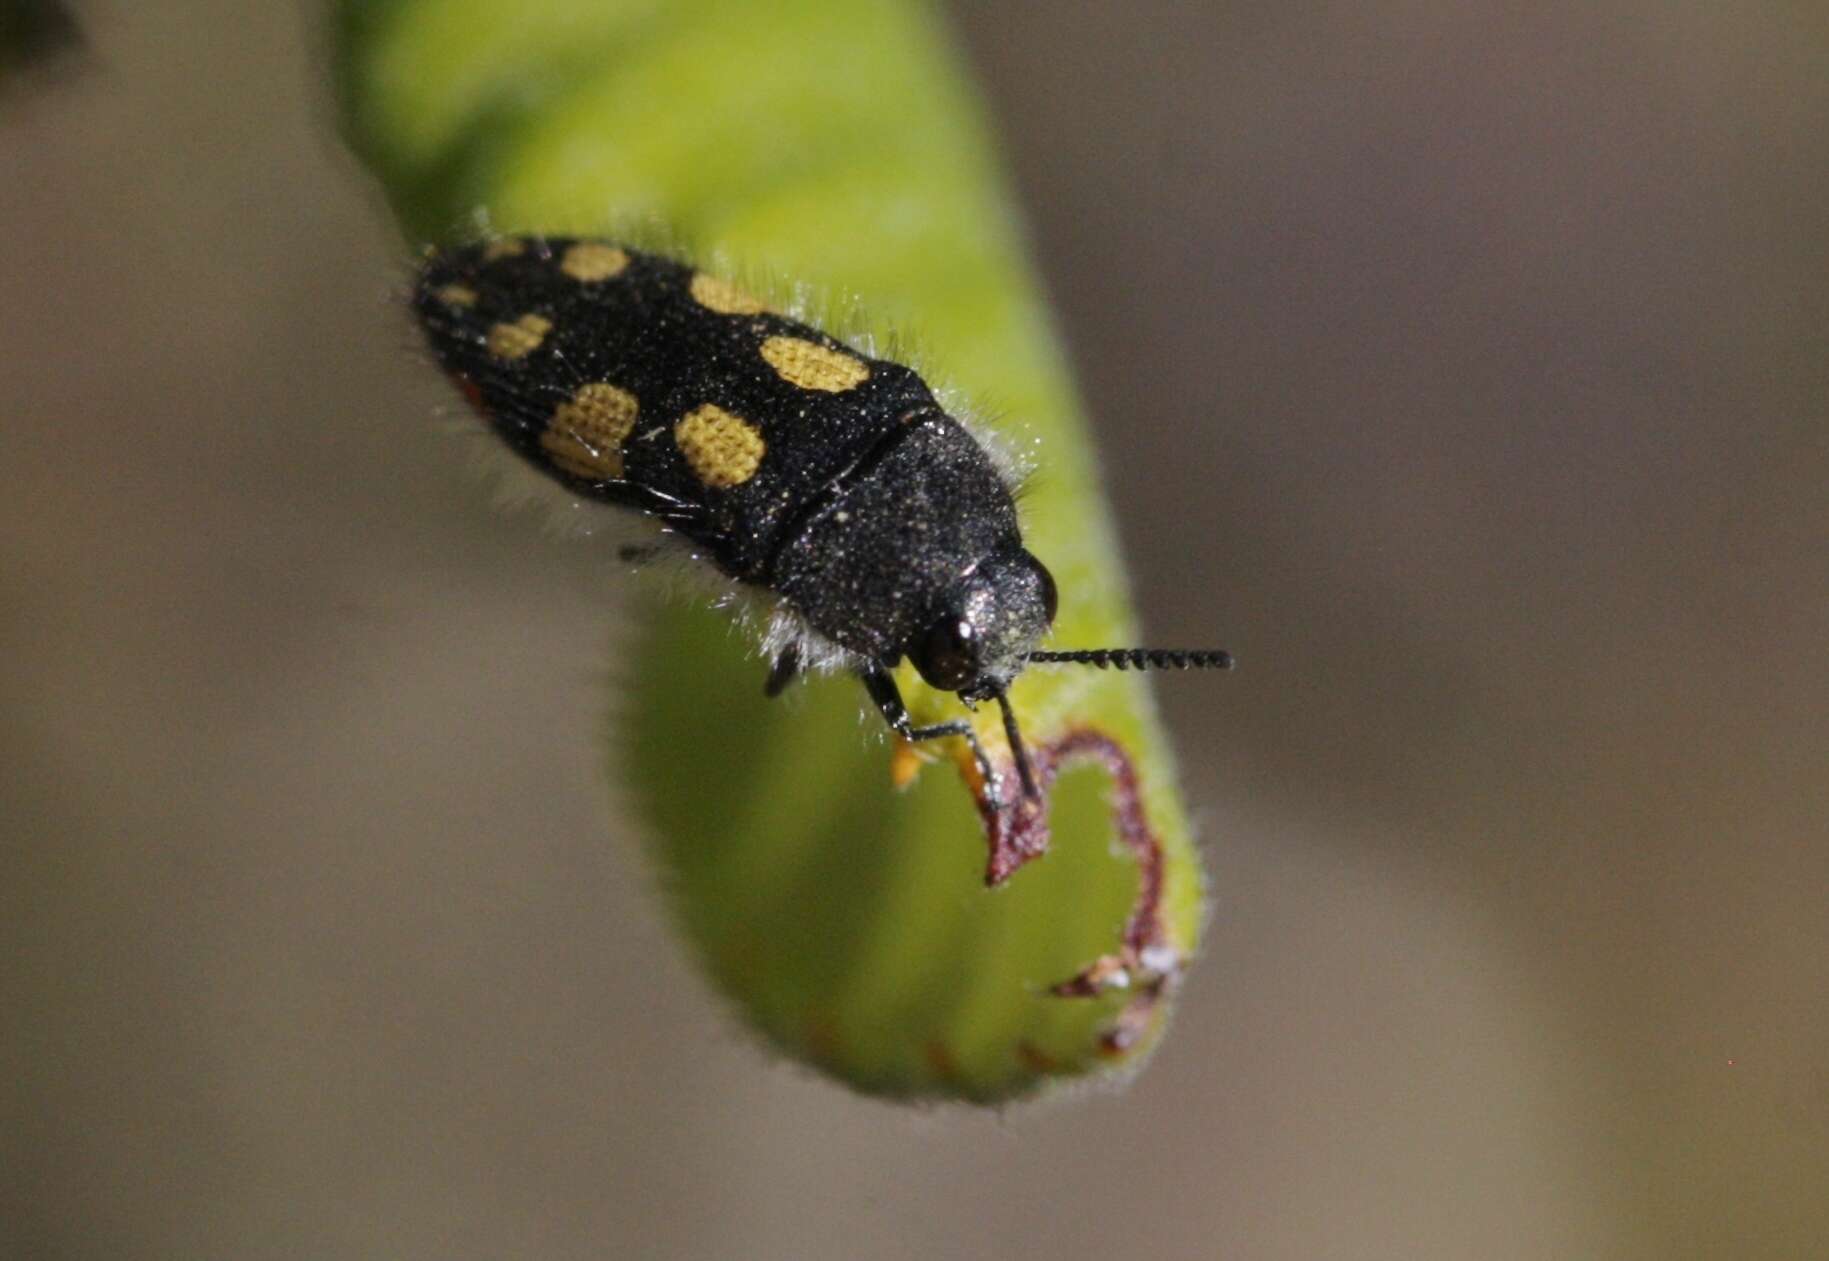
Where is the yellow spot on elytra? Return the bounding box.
[434,284,477,308]
[560,242,629,283]
[760,335,869,393]
[541,383,639,479]
[675,404,765,489]
[689,272,765,316]
[482,238,526,261]
[486,313,552,360]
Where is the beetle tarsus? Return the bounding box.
[860,665,1003,808]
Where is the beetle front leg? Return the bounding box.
[858,665,1005,811]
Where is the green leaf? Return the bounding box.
[337,0,1211,1101]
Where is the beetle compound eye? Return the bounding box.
[915,615,978,692]
[1036,560,1059,626]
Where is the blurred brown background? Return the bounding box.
[3,2,1824,1258]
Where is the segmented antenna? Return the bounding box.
[1026,648,1234,671]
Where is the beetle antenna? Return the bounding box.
[1025,647,1234,671]
[993,689,1040,802]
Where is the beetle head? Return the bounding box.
[909,547,1057,698]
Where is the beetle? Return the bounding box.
[411,236,1230,807]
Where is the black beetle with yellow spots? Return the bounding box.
[413,235,1230,810]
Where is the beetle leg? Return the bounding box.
[859,665,1004,811]
[763,644,802,698]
